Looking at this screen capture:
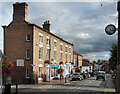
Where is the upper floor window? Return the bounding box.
[54,50,56,61]
[46,36,50,46]
[60,52,62,62]
[65,54,67,63]
[69,54,71,62]
[54,41,57,48]
[60,44,63,51]
[26,35,30,42]
[26,50,30,59]
[65,46,67,52]
[39,47,42,60]
[69,47,71,53]
[46,48,50,60]
[39,33,43,43]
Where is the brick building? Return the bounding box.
[73,51,83,73]
[2,2,74,84]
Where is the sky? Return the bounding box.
[0,0,118,62]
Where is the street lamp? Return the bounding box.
[59,61,63,82]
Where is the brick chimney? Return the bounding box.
[42,20,51,32]
[13,2,28,21]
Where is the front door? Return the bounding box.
[46,66,50,81]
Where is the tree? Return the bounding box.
[109,42,117,71]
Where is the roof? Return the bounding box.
[82,61,91,66]
[24,20,74,46]
[73,51,83,56]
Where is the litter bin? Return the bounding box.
[5,84,11,94]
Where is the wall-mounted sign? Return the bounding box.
[17,60,24,66]
[105,24,116,35]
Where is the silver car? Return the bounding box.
[72,73,82,81]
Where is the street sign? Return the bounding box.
[105,24,116,35]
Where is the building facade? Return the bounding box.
[2,2,74,84]
[73,51,83,73]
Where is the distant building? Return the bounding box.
[2,2,74,84]
[73,51,83,73]
[82,61,93,72]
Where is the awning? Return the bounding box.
[51,65,59,67]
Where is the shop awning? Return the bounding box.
[51,65,59,67]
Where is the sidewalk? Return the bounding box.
[39,78,71,85]
[104,74,116,93]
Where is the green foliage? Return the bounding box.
[109,42,117,71]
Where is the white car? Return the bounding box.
[72,73,82,81]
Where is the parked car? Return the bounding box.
[94,71,99,75]
[79,73,84,80]
[96,71,106,81]
[81,73,87,79]
[88,72,95,76]
[85,72,91,78]
[71,73,82,81]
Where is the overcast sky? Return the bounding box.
[0,1,118,61]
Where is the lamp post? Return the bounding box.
[59,61,63,82]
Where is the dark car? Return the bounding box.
[88,72,95,76]
[96,71,106,81]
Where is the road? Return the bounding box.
[11,74,116,94]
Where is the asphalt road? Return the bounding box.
[11,74,116,94]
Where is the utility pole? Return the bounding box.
[117,1,120,93]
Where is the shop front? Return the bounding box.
[64,64,71,78]
[51,65,60,79]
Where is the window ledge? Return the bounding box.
[26,77,30,79]
[39,59,43,61]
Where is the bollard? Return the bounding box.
[5,84,11,94]
[15,83,18,94]
[65,77,66,83]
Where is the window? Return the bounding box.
[54,41,57,48]
[69,54,71,62]
[46,49,50,60]
[26,69,30,78]
[60,45,62,51]
[69,48,71,53]
[46,38,50,46]
[39,67,42,78]
[26,35,30,41]
[26,50,30,59]
[65,54,67,63]
[54,50,56,61]
[60,53,62,61]
[65,46,67,52]
[39,47,42,60]
[39,35,43,43]
[74,55,75,63]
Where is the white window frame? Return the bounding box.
[60,52,62,62]
[39,33,43,44]
[69,47,71,53]
[65,53,67,63]
[39,46,43,61]
[46,48,50,60]
[65,45,67,53]
[26,50,30,59]
[26,69,30,79]
[69,54,71,62]
[38,64,42,80]
[26,35,30,42]
[60,43,63,52]
[46,36,50,46]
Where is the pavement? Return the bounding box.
[7,74,116,94]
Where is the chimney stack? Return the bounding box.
[42,20,51,32]
[13,2,28,21]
